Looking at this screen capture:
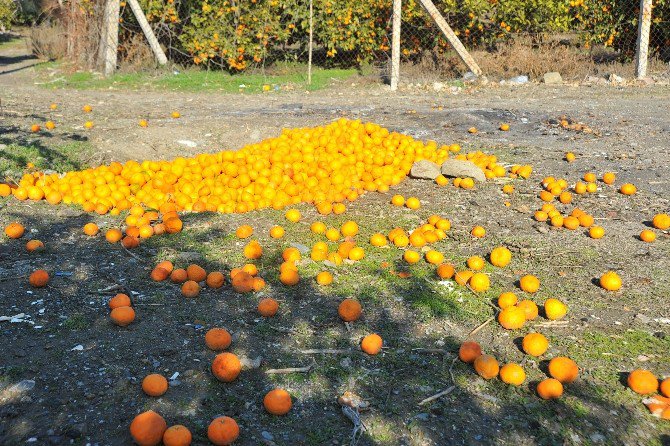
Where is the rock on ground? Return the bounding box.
[410,160,441,180]
[440,159,486,182]
[544,72,563,84]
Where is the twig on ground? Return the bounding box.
[300,349,352,354]
[121,245,145,262]
[0,275,27,282]
[265,364,313,374]
[267,325,295,334]
[468,316,495,337]
[448,356,458,384]
[411,348,451,355]
[418,385,456,406]
[535,320,570,328]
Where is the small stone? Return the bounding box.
[608,73,624,84]
[509,75,528,84]
[440,159,486,182]
[410,160,440,180]
[176,251,203,263]
[432,81,445,92]
[462,72,478,82]
[261,431,274,441]
[239,356,262,370]
[415,413,430,421]
[590,432,605,443]
[635,313,651,324]
[543,72,563,84]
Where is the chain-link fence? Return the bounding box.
[22,0,670,84]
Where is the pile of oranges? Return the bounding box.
[4,119,463,214]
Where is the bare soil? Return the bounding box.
[1,35,670,446]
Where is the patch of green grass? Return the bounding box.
[62,313,90,330]
[38,63,357,93]
[0,141,90,176]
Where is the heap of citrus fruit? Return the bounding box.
[1,119,517,215]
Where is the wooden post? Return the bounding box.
[635,0,652,78]
[308,0,313,85]
[390,0,401,91]
[418,0,481,76]
[126,0,168,65]
[101,0,120,77]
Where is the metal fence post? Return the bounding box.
[390,0,401,91]
[635,0,653,78]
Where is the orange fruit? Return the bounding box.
[316,271,333,285]
[310,222,326,234]
[405,197,420,210]
[589,225,605,239]
[454,270,474,286]
[619,183,637,195]
[498,306,525,329]
[522,333,549,356]
[468,272,490,292]
[403,250,420,264]
[211,352,241,382]
[425,250,444,265]
[341,220,359,237]
[497,292,518,309]
[640,230,656,242]
[370,233,387,247]
[436,263,455,279]
[473,354,499,379]
[25,240,44,252]
[142,374,169,397]
[391,195,405,206]
[602,172,616,184]
[544,298,567,320]
[565,152,575,162]
[499,123,510,131]
[652,213,670,230]
[659,378,670,398]
[548,357,579,383]
[129,410,167,446]
[258,298,279,317]
[537,378,563,399]
[263,389,292,415]
[599,271,622,291]
[207,416,239,446]
[285,208,301,222]
[163,425,191,446]
[471,226,485,238]
[338,299,362,322]
[458,341,482,363]
[519,274,540,293]
[361,333,383,355]
[500,363,526,386]
[627,369,658,395]
[489,246,512,267]
[235,225,253,238]
[269,226,285,238]
[348,247,365,261]
[517,299,539,320]
[4,222,25,239]
[467,256,485,270]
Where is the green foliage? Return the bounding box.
[124,0,668,71]
[0,0,17,30]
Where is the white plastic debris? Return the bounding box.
[71,345,84,351]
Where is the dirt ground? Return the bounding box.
[2,36,670,446]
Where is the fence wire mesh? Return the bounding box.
[23,0,670,84]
